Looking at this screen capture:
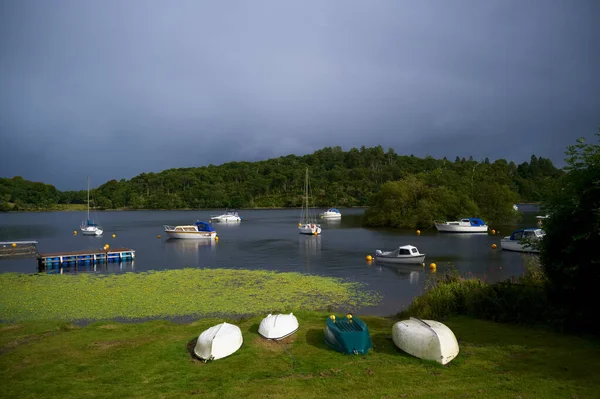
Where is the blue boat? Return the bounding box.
[324,314,372,355]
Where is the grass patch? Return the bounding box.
[0,313,598,398]
[0,269,381,323]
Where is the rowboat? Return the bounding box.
[258,313,299,340]
[324,314,372,355]
[193,322,243,362]
[392,317,459,365]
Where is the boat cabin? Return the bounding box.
[463,218,486,226]
[398,245,420,255]
[194,221,215,232]
[509,228,544,241]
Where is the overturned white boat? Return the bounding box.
[392,317,459,365]
[258,313,299,340]
[193,322,243,362]
[374,245,425,264]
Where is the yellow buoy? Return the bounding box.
[112,234,116,238]
[429,263,437,270]
[157,235,161,239]
[73,230,77,235]
[346,313,353,320]
[12,243,17,248]
[313,231,318,235]
[416,230,421,235]
[215,236,219,241]
[491,229,496,235]
[366,255,373,261]
[492,243,497,249]
[329,315,336,321]
[298,223,302,227]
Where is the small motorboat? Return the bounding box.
[193,322,243,362]
[434,218,488,233]
[324,314,372,355]
[210,210,242,223]
[392,317,459,365]
[258,313,299,340]
[500,228,545,253]
[320,208,342,219]
[163,220,217,239]
[374,245,425,264]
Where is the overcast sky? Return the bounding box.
[1,1,599,190]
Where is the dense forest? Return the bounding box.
[0,145,562,225]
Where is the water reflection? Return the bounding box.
[374,262,423,285]
[321,218,342,229]
[40,260,135,274]
[299,234,321,272]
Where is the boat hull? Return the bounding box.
[320,213,341,219]
[375,254,425,264]
[164,231,217,239]
[392,318,459,365]
[500,238,540,253]
[298,224,321,235]
[81,227,103,236]
[258,313,299,340]
[210,216,241,223]
[324,315,372,355]
[435,224,488,233]
[194,322,243,361]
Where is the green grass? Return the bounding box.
[0,269,381,323]
[1,313,598,398]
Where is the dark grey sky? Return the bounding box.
[1,1,599,190]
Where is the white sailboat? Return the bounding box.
[80,176,103,236]
[298,167,322,235]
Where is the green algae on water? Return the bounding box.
[0,269,381,322]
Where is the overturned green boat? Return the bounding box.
[324,314,373,355]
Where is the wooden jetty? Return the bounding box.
[0,241,39,258]
[37,247,136,268]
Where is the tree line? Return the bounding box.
[1,146,561,223]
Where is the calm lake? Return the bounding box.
[0,206,541,316]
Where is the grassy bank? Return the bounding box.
[0,269,381,323]
[1,313,599,398]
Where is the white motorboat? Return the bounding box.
[258,313,299,340]
[374,245,426,264]
[194,322,243,362]
[210,210,242,223]
[500,228,545,253]
[298,167,322,235]
[434,218,488,233]
[163,220,217,239]
[80,176,103,236]
[392,317,459,365]
[320,208,342,219]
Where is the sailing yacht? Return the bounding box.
[298,168,322,235]
[80,177,103,236]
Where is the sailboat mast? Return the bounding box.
[305,168,309,223]
[87,176,90,221]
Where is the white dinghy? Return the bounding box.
[392,317,459,365]
[258,313,299,340]
[193,322,243,362]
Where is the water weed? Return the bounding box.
[0,269,381,322]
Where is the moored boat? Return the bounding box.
[324,314,372,355]
[210,210,242,223]
[434,218,488,233]
[193,322,243,362]
[374,245,425,264]
[500,228,544,253]
[298,168,322,235]
[163,220,217,239]
[80,176,103,236]
[320,208,342,219]
[392,317,459,365]
[258,313,299,340]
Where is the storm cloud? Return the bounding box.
[1,0,599,189]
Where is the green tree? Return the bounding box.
[540,131,600,333]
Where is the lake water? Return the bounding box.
[0,205,541,316]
